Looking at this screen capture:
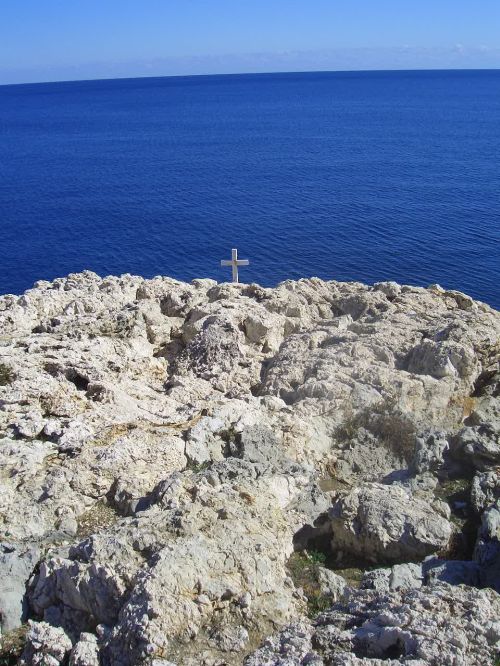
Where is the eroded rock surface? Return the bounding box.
[244,583,500,665]
[0,272,499,664]
[327,483,452,564]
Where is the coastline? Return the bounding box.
[1,270,499,663]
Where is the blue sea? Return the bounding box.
[0,70,499,308]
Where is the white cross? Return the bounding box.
[220,248,249,283]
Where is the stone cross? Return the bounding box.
[220,248,249,283]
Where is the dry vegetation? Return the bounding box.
[0,363,13,387]
[77,500,119,538]
[0,625,27,665]
[336,399,417,464]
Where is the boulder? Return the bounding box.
[471,469,500,513]
[457,423,500,470]
[474,500,500,592]
[69,633,100,666]
[456,394,500,470]
[327,483,452,564]
[316,566,347,601]
[423,558,481,587]
[0,543,40,632]
[361,563,423,592]
[410,429,449,474]
[244,619,316,666]
[20,621,72,666]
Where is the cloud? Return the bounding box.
[1,46,500,85]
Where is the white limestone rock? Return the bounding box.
[423,558,481,587]
[316,566,347,601]
[471,469,500,513]
[361,563,424,593]
[69,633,100,666]
[474,500,500,592]
[244,619,317,666]
[0,543,40,632]
[20,620,73,666]
[245,583,500,666]
[458,423,500,470]
[410,429,449,475]
[0,271,498,663]
[327,484,452,564]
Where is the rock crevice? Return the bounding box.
[0,272,498,665]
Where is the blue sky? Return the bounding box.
[1,0,500,84]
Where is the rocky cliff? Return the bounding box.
[0,272,499,665]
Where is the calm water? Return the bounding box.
[0,70,499,308]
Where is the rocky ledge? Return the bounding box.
[0,272,499,665]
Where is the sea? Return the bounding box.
[0,69,499,308]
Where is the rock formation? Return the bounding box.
[0,271,498,664]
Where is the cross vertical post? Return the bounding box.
[220,248,249,283]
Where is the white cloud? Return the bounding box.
[1,46,500,85]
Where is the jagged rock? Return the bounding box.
[334,428,406,485]
[471,469,500,513]
[173,315,247,389]
[228,425,286,466]
[361,563,423,592]
[27,457,310,664]
[361,559,482,593]
[474,500,500,592]
[456,395,500,470]
[407,338,477,380]
[185,416,225,466]
[410,429,449,474]
[243,311,284,352]
[244,619,318,666]
[69,633,100,666]
[0,543,40,631]
[316,566,347,600]
[207,625,249,652]
[373,281,401,300]
[327,483,452,564]
[20,620,73,666]
[245,583,500,665]
[468,395,500,427]
[13,410,46,439]
[57,419,94,454]
[457,424,500,471]
[0,272,498,664]
[423,558,481,587]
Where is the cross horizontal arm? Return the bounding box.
[220,248,249,283]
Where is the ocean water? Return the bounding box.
[0,70,499,308]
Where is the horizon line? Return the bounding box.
[1,66,499,89]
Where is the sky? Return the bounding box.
[1,0,500,84]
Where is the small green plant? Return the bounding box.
[287,550,331,618]
[307,549,327,566]
[0,363,13,387]
[307,594,331,616]
[185,459,212,473]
